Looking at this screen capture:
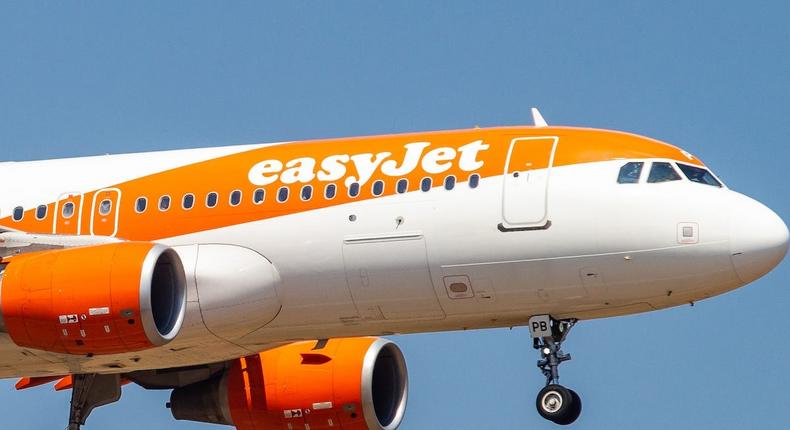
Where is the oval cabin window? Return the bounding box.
[183,194,195,210]
[159,196,171,211]
[12,206,24,222]
[444,176,456,190]
[348,183,360,198]
[277,187,289,203]
[253,189,265,204]
[206,192,219,208]
[325,184,337,200]
[372,180,384,196]
[62,202,75,219]
[301,186,313,201]
[420,178,432,192]
[396,179,408,194]
[136,197,148,213]
[36,205,47,220]
[469,174,480,189]
[99,199,112,216]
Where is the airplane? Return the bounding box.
[0,109,786,429]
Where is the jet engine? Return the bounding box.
[169,337,408,430]
[0,242,186,355]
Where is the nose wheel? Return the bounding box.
[529,315,581,425]
[536,384,581,425]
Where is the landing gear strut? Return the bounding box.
[67,374,122,430]
[529,315,581,425]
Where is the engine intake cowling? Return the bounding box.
[170,337,408,430]
[0,242,186,355]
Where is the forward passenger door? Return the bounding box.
[501,136,558,228]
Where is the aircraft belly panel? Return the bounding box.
[342,233,445,321]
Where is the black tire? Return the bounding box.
[552,389,582,425]
[535,384,573,423]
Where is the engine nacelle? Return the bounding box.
[170,337,408,430]
[0,242,186,355]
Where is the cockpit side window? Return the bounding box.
[647,162,682,183]
[676,163,722,187]
[617,162,644,184]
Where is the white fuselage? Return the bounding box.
[0,129,786,377]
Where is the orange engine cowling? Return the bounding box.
[0,242,187,355]
[169,337,408,430]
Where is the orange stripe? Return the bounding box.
[1,127,704,240]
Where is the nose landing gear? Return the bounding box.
[529,315,581,425]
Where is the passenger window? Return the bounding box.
[62,202,75,219]
[12,206,24,222]
[206,192,218,208]
[230,190,242,206]
[444,176,456,190]
[182,194,195,210]
[348,182,360,198]
[159,196,171,211]
[99,199,112,216]
[253,189,265,204]
[136,197,148,213]
[469,174,480,189]
[677,163,722,187]
[277,186,289,203]
[421,177,432,192]
[396,179,408,194]
[301,185,313,201]
[325,184,337,200]
[647,162,681,183]
[36,205,48,220]
[617,162,644,184]
[372,180,384,196]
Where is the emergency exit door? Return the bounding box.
[501,136,558,228]
[90,188,121,236]
[53,193,84,235]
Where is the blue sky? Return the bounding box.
[1,1,789,429]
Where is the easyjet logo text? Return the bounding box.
[248,140,489,187]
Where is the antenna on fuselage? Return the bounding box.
[531,107,548,127]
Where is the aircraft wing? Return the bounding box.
[0,231,121,258]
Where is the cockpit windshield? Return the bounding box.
[676,163,722,187]
[617,162,643,184]
[647,162,681,183]
[617,160,723,188]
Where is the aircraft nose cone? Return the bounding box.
[730,194,789,285]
